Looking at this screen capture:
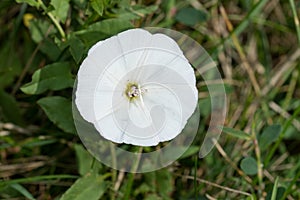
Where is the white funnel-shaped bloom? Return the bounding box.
[75,28,198,146]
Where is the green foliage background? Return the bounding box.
[0,0,300,199]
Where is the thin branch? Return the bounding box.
[176,174,254,199]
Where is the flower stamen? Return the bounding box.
[125,83,146,100]
[128,85,140,97]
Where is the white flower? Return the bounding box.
[75,28,198,146]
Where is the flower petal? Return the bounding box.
[128,99,152,128]
[142,83,183,141]
[75,58,102,122]
[139,64,197,123]
[76,35,125,122]
[75,28,199,146]
[151,33,184,55]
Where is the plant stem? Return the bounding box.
[252,123,264,198]
[123,147,143,200]
[194,155,198,199]
[110,143,117,200]
[36,0,66,40]
[289,0,300,46]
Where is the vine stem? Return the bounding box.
[36,0,66,40]
[123,147,143,200]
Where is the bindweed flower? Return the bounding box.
[75,28,198,146]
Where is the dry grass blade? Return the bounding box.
[214,141,253,184]
[220,5,261,96]
[262,48,300,95]
[0,161,47,178]
[269,101,300,131]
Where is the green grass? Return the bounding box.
[0,0,300,199]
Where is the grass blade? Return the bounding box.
[0,175,78,187]
[289,0,300,46]
[10,183,36,200]
[271,177,279,200]
[220,126,252,140]
[211,0,268,56]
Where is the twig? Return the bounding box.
[0,122,31,135]
[176,174,254,199]
[11,26,54,95]
[11,43,41,95]
[0,161,49,178]
[205,193,217,200]
[114,169,125,191]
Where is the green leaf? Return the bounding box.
[85,18,132,35]
[116,5,158,20]
[200,83,234,94]
[15,0,39,7]
[221,126,252,140]
[259,124,282,151]
[90,0,105,16]
[76,18,133,46]
[0,41,22,88]
[0,90,23,125]
[50,0,70,23]
[60,172,107,200]
[39,38,62,61]
[69,36,85,64]
[29,19,57,43]
[21,62,74,95]
[74,144,93,176]
[180,146,199,159]
[74,144,102,176]
[10,184,35,200]
[134,183,153,196]
[240,157,258,175]
[72,0,88,9]
[144,194,163,200]
[37,96,76,134]
[198,98,211,116]
[161,0,175,17]
[23,138,57,147]
[156,169,173,198]
[175,7,208,26]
